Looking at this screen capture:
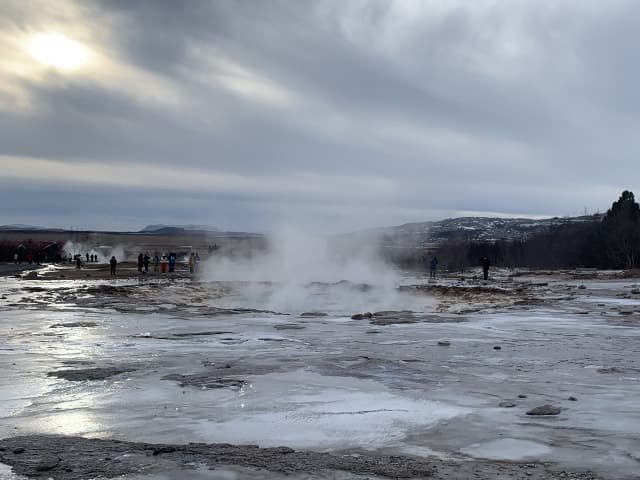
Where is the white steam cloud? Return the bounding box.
[62,240,127,263]
[201,227,429,314]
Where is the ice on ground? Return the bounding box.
[0,463,28,480]
[582,296,640,306]
[193,371,469,451]
[462,438,552,460]
[2,273,640,478]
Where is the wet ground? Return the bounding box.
[1,266,639,479]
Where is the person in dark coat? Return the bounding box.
[110,256,117,275]
[429,256,438,279]
[143,254,150,273]
[480,256,490,280]
[137,253,144,272]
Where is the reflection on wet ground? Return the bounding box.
[0,272,639,478]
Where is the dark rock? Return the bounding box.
[578,284,586,289]
[0,434,437,479]
[597,367,624,374]
[518,394,527,398]
[299,312,328,318]
[526,405,561,416]
[630,289,640,294]
[22,286,46,292]
[498,401,516,408]
[170,331,233,338]
[131,331,235,340]
[274,324,306,330]
[568,396,578,401]
[493,346,501,350]
[370,311,418,325]
[12,447,25,454]
[153,446,177,455]
[162,373,245,390]
[50,322,98,328]
[84,284,135,295]
[437,340,451,346]
[47,367,134,381]
[36,458,59,471]
[351,312,372,320]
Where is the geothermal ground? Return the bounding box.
[1,264,639,479]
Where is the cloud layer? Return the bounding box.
[1,0,638,231]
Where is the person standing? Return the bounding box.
[188,253,195,274]
[481,256,490,280]
[143,253,150,273]
[13,252,18,264]
[110,256,117,276]
[137,253,144,273]
[429,256,438,279]
[75,255,82,270]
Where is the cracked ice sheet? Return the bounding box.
[188,371,469,451]
[17,370,467,453]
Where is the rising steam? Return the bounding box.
[201,226,428,314]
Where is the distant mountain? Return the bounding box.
[0,224,48,230]
[140,224,220,234]
[348,215,603,249]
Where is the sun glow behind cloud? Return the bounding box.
[27,32,90,70]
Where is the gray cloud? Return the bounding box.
[1,0,639,231]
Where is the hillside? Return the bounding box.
[371,214,603,249]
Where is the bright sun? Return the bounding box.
[27,33,90,70]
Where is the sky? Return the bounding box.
[1,0,639,233]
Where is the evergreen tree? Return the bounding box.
[600,190,640,269]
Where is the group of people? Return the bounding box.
[137,253,153,273]
[135,252,200,274]
[69,253,100,269]
[10,249,203,277]
[426,255,492,280]
[13,252,43,265]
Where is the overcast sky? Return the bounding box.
[1,0,639,232]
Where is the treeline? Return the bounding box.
[388,190,640,271]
